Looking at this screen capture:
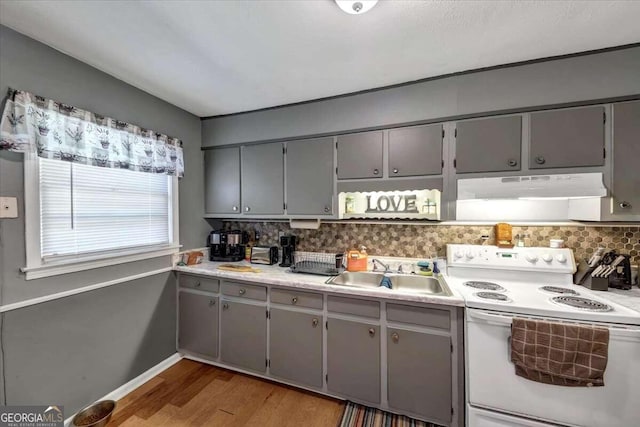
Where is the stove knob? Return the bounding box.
[556,253,567,263]
[454,251,464,259]
[465,251,475,260]
[525,253,539,263]
[542,253,553,263]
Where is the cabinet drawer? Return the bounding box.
[180,275,219,293]
[221,281,267,301]
[328,296,380,319]
[387,303,450,330]
[271,288,323,309]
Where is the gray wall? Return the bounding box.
[203,46,640,146]
[0,25,204,413]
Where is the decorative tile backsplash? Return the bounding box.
[224,222,640,263]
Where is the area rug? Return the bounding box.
[339,401,443,427]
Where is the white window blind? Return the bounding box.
[39,158,171,260]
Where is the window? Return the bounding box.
[22,153,179,279]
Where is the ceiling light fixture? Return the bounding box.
[335,0,378,15]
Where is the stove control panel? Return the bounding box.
[447,244,576,273]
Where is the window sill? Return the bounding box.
[21,245,182,280]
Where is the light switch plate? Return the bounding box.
[0,197,18,218]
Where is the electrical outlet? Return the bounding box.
[0,197,18,218]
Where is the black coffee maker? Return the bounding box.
[208,229,247,262]
[279,235,297,267]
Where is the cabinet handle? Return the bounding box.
[232,206,238,211]
[291,296,298,304]
[244,206,250,212]
[535,156,546,165]
[312,318,319,327]
[619,201,632,209]
[392,168,399,174]
[368,328,376,337]
[222,303,229,310]
[373,169,379,175]
[507,159,518,167]
[391,332,399,343]
[209,300,216,307]
[239,288,246,295]
[324,206,331,213]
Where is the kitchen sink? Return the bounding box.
[326,272,453,296]
[326,272,386,288]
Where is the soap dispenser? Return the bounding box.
[347,245,368,272]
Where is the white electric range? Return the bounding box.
[446,244,640,427]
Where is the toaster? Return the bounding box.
[250,246,279,265]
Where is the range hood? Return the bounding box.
[458,173,607,200]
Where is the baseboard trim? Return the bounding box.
[64,353,183,426]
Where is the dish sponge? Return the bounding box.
[416,261,433,276]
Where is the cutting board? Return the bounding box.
[217,264,261,273]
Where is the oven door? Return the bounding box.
[466,308,640,427]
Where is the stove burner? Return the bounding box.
[464,281,506,291]
[475,292,511,302]
[540,286,579,295]
[551,296,612,312]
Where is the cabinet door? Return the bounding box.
[455,116,522,173]
[388,124,442,177]
[387,328,452,424]
[204,147,240,214]
[530,106,605,169]
[269,309,323,388]
[220,300,266,372]
[337,131,383,179]
[327,318,380,403]
[241,143,284,215]
[286,137,334,215]
[178,292,218,358]
[612,101,640,214]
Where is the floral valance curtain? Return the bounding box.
[0,88,184,177]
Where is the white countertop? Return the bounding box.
[592,287,640,313]
[175,261,466,307]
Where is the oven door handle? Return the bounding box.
[467,309,513,326]
[468,309,640,342]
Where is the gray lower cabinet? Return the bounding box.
[327,318,380,403]
[387,327,452,424]
[455,115,522,173]
[337,131,383,179]
[286,137,335,215]
[178,291,218,358]
[204,147,241,214]
[530,106,605,169]
[612,101,640,215]
[241,142,284,215]
[388,124,443,177]
[269,309,323,388]
[220,300,267,372]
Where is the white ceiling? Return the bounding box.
[1,1,639,117]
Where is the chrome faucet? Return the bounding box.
[371,258,390,273]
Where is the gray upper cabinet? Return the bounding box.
[387,327,452,424]
[241,142,284,215]
[204,147,241,214]
[337,131,383,179]
[327,318,380,403]
[455,115,522,173]
[388,124,443,177]
[220,300,267,372]
[286,137,334,215]
[529,106,605,169]
[269,308,323,388]
[612,101,640,215]
[178,291,219,358]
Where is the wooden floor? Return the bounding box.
[109,359,345,427]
